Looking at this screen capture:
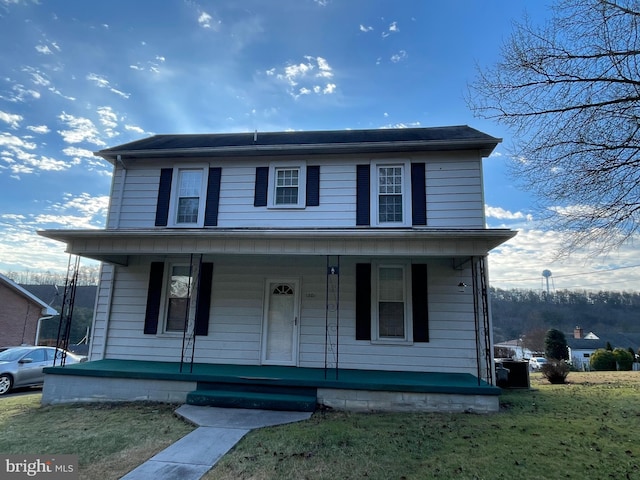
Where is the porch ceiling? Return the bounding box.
[38,228,517,265]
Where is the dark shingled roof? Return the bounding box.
[95,125,501,161]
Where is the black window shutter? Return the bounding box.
[204,168,222,226]
[355,263,372,340]
[144,262,165,334]
[356,165,370,226]
[411,163,427,226]
[412,264,429,342]
[155,169,173,226]
[306,165,320,206]
[194,263,213,336]
[254,167,269,207]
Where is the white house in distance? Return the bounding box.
[40,126,516,413]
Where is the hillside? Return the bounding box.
[21,284,97,345]
[491,288,640,343]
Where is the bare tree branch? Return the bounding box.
[468,0,640,255]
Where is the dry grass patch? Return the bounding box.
[0,394,194,480]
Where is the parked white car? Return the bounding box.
[529,357,547,371]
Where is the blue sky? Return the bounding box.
[1,0,638,292]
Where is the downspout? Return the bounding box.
[91,155,125,359]
[35,314,55,346]
[112,155,127,229]
[94,263,116,361]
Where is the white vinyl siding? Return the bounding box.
[94,255,484,375]
[109,152,484,229]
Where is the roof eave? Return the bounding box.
[95,138,500,163]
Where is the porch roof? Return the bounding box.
[39,227,517,266]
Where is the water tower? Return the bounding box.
[542,269,552,295]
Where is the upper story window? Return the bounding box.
[267,162,307,208]
[168,166,208,227]
[155,166,222,228]
[377,166,404,223]
[370,160,412,227]
[176,170,203,224]
[275,167,300,205]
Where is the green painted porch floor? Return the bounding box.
[45,359,500,396]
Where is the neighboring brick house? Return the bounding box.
[0,273,57,346]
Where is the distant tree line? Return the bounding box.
[491,287,640,347]
[4,266,100,286]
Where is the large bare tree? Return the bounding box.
[468,0,640,254]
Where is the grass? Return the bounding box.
[0,394,194,479]
[205,372,640,480]
[1,372,639,479]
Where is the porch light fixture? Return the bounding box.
[457,282,467,293]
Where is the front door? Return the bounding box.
[261,279,300,366]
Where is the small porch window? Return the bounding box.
[165,264,193,332]
[372,262,412,342]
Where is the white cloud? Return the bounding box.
[2,83,40,103]
[359,25,373,32]
[35,44,53,55]
[0,132,36,149]
[323,83,336,94]
[268,56,338,98]
[124,124,145,134]
[34,156,70,171]
[198,11,220,30]
[488,229,640,292]
[57,112,105,146]
[86,73,130,99]
[0,110,22,128]
[390,50,407,63]
[485,206,533,222]
[56,192,110,217]
[97,106,118,129]
[382,21,399,38]
[26,125,50,134]
[62,146,93,159]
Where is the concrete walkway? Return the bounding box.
[121,405,312,480]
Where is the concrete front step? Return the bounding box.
[186,389,317,412]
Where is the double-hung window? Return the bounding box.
[275,168,300,205]
[267,162,307,208]
[165,264,193,332]
[372,261,412,342]
[168,166,208,227]
[370,160,411,227]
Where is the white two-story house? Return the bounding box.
[40,126,516,412]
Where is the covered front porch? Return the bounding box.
[42,359,501,413]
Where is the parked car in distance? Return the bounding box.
[0,346,86,395]
[529,356,548,371]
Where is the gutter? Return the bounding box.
[94,138,501,162]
